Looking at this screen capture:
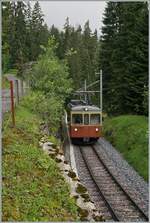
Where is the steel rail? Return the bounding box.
[92,145,149,222]
[79,146,120,221]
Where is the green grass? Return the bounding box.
[2,76,10,89]
[2,103,79,221]
[4,68,18,76]
[103,115,148,181]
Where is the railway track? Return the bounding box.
[78,145,148,222]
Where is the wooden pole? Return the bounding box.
[100,69,103,126]
[21,80,24,97]
[84,79,87,103]
[10,81,15,127]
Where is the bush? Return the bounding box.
[25,37,73,134]
[21,92,63,133]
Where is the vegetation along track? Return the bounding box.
[79,146,148,222]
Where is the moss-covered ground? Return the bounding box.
[2,103,79,221]
[103,115,148,181]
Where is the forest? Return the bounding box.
[2,2,149,220]
[2,1,148,116]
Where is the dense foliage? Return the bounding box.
[50,18,99,91]
[100,2,148,115]
[2,1,49,74]
[26,38,72,133]
[2,1,148,116]
[48,3,148,116]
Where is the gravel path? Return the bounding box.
[95,138,148,217]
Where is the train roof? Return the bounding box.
[70,105,101,112]
[67,100,100,112]
[68,100,87,106]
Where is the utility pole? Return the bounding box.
[74,70,103,125]
[10,81,15,127]
[84,79,87,103]
[96,70,102,125]
[100,69,103,125]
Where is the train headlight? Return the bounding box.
[96,128,99,132]
[74,128,78,131]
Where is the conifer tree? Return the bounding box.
[50,25,64,59]
[100,2,148,115]
[63,17,72,54]
[31,1,49,60]
[15,2,27,68]
[2,2,12,71]
[99,2,118,113]
[25,2,32,61]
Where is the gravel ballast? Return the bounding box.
[95,138,148,216]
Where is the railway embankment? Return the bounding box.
[103,115,148,181]
[2,99,80,221]
[73,142,148,221]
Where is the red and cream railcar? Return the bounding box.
[67,100,102,144]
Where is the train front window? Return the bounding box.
[90,114,100,125]
[84,114,89,125]
[72,114,83,124]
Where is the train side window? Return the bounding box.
[90,114,100,124]
[84,114,89,125]
[72,114,83,124]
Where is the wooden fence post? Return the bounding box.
[21,80,24,97]
[10,81,15,127]
[23,81,26,95]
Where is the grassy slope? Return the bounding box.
[2,104,79,221]
[103,115,148,181]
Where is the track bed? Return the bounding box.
[73,145,148,221]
